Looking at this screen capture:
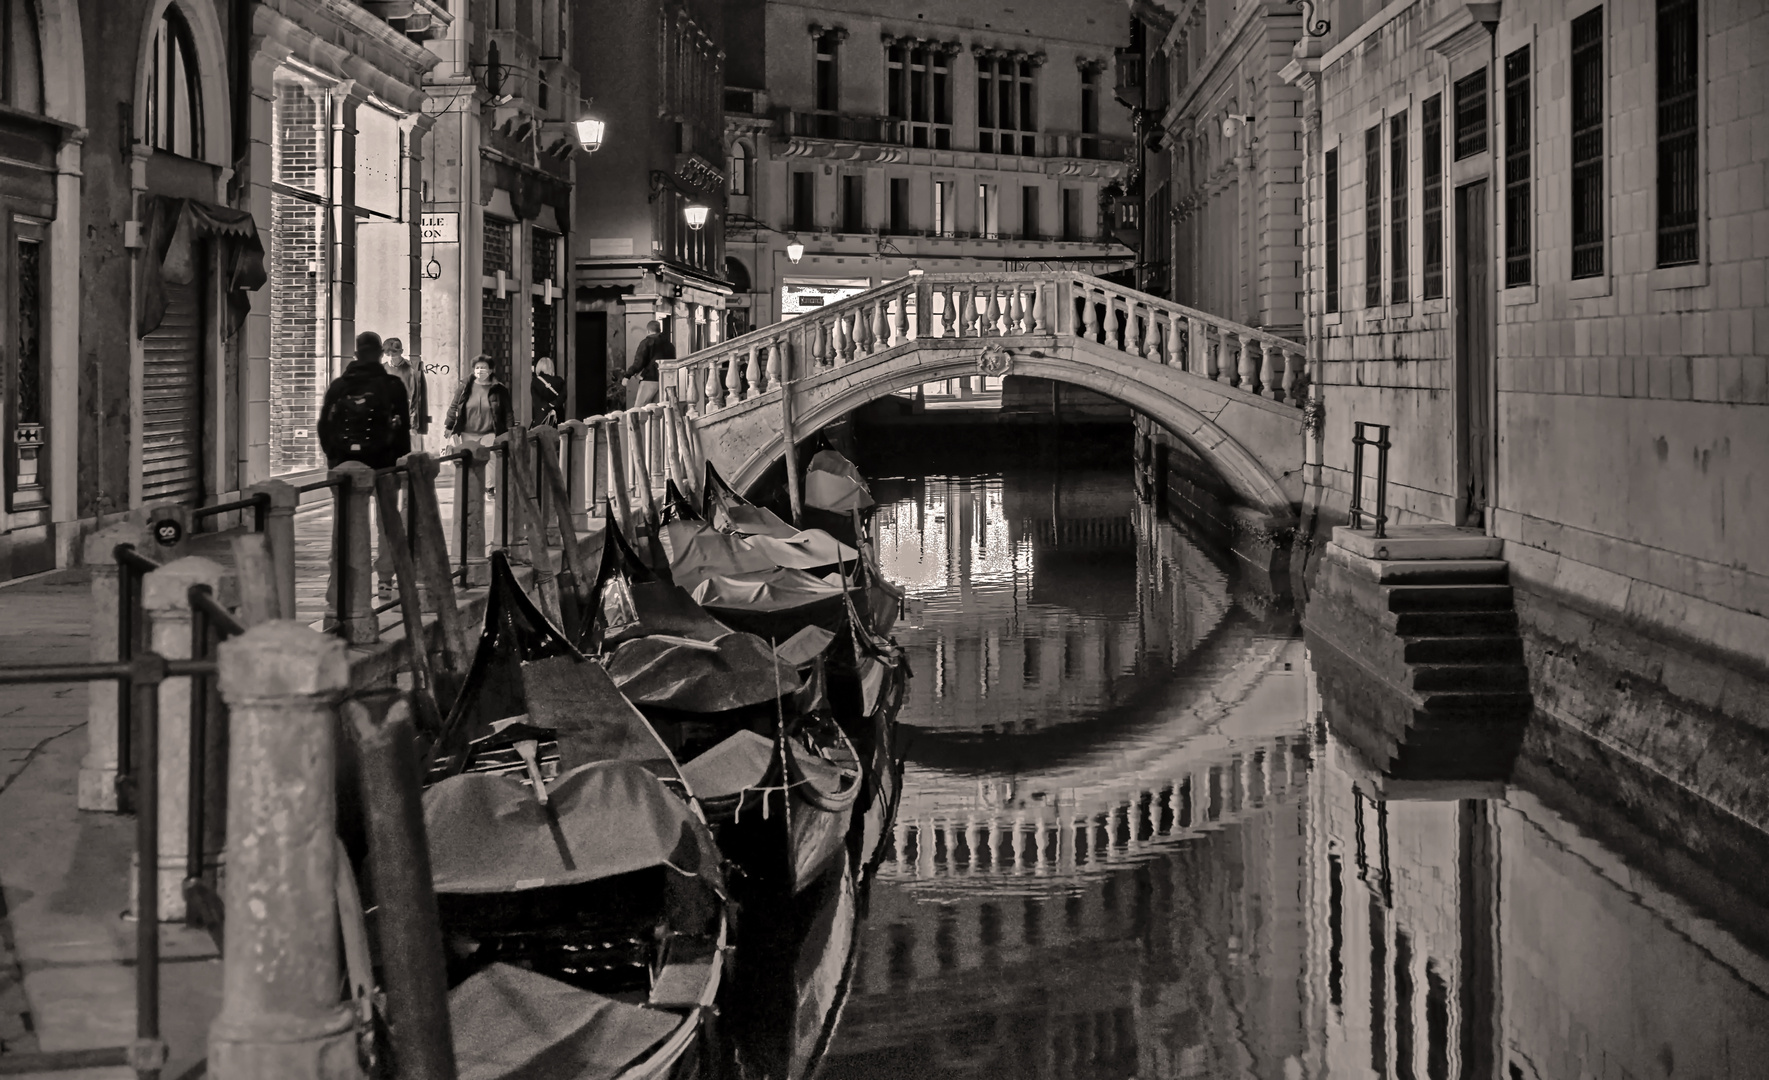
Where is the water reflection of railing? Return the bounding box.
[882,731,1306,889]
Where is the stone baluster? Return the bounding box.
[1200,323,1218,380]
[738,347,758,400]
[1082,292,1100,341]
[854,303,875,355]
[814,319,832,370]
[930,289,948,338]
[766,341,784,388]
[1005,287,1022,334]
[1126,304,1143,356]
[724,349,744,404]
[944,285,961,337]
[1032,283,1048,334]
[1143,316,1162,363]
[704,358,725,411]
[870,297,889,351]
[1109,296,1126,351]
[891,292,909,346]
[959,288,977,338]
[208,622,354,1079]
[1282,348,1302,405]
[829,312,847,363]
[1238,332,1259,392]
[981,287,1000,336]
[1259,338,1281,401]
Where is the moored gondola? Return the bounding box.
[421,550,729,1080]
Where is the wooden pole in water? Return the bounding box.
[779,377,804,527]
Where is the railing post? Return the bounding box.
[1259,339,1281,400]
[1033,280,1050,334]
[1236,332,1259,392]
[246,479,299,620]
[724,348,744,403]
[623,409,658,527]
[1349,422,1367,531]
[458,441,491,587]
[561,419,590,532]
[1126,303,1143,355]
[404,452,469,677]
[1373,425,1392,540]
[329,461,380,645]
[605,412,636,535]
[1082,290,1101,341]
[78,522,152,811]
[959,287,976,339]
[531,424,562,549]
[139,556,229,921]
[208,621,358,1080]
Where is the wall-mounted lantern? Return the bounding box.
[574,116,606,153]
[684,204,710,230]
[1221,113,1255,139]
[786,235,805,264]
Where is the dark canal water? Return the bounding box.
[809,447,1769,1080]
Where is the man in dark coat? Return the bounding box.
[317,331,412,606]
[625,319,674,408]
[383,336,430,451]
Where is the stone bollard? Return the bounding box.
[208,621,360,1080]
[456,440,491,587]
[329,461,380,645]
[133,556,229,921]
[248,479,299,619]
[77,520,157,811]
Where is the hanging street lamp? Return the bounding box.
[684,203,710,230]
[786,235,805,264]
[574,116,606,153]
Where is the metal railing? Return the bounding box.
[0,652,214,1079]
[1348,422,1392,539]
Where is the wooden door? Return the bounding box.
[1454,182,1492,528]
[574,310,607,418]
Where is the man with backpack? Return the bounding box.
[319,331,411,604]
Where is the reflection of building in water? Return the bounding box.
[1305,657,1769,1080]
[873,471,1236,742]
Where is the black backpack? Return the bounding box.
[327,376,405,466]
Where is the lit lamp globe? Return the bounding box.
[573,117,606,153]
[786,236,805,264]
[684,204,710,231]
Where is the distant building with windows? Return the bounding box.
[0,0,441,581]
[570,0,731,418]
[720,0,1137,336]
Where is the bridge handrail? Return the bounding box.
[660,270,1310,416]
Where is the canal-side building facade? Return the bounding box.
[418,0,581,434]
[0,0,437,581]
[570,0,731,420]
[720,0,1138,335]
[1272,1,1769,856]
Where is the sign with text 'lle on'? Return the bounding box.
[422,213,459,244]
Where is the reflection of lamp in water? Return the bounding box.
[785,235,805,264]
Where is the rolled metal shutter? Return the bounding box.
[141,279,203,504]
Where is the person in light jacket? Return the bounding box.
[444,356,512,497]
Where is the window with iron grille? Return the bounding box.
[530,229,558,288]
[1365,125,1381,308]
[1656,0,1698,267]
[1453,67,1487,160]
[484,218,513,276]
[1422,94,1445,298]
[1391,111,1409,304]
[1504,46,1531,287]
[1326,148,1340,313]
[1571,8,1605,278]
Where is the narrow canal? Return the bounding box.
[803,433,1769,1080]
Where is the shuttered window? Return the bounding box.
[141,278,204,505]
[1364,125,1381,308]
[1390,111,1409,304]
[1325,148,1340,313]
[1656,0,1699,267]
[1422,94,1445,298]
[1503,46,1532,287]
[1572,8,1605,278]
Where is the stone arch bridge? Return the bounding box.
[661,271,1307,534]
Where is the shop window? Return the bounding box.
[1,0,41,114]
[5,226,44,510]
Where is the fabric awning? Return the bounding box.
[137,195,268,339]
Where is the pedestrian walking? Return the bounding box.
[444,356,513,497]
[383,336,430,452]
[625,319,673,408]
[317,331,411,608]
[531,355,566,427]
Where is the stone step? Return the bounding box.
[1402,635,1525,664]
[1416,690,1535,715]
[1333,525,1502,561]
[1410,662,1531,692]
[1390,609,1520,636]
[1364,559,1510,585]
[1386,583,1514,613]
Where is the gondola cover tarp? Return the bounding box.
[425,760,725,895]
[450,962,682,1080]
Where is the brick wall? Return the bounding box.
[269,79,328,476]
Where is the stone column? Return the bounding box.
[248,479,299,619]
[135,556,229,921]
[329,461,379,645]
[208,622,358,1080]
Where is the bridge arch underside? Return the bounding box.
[720,338,1303,526]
